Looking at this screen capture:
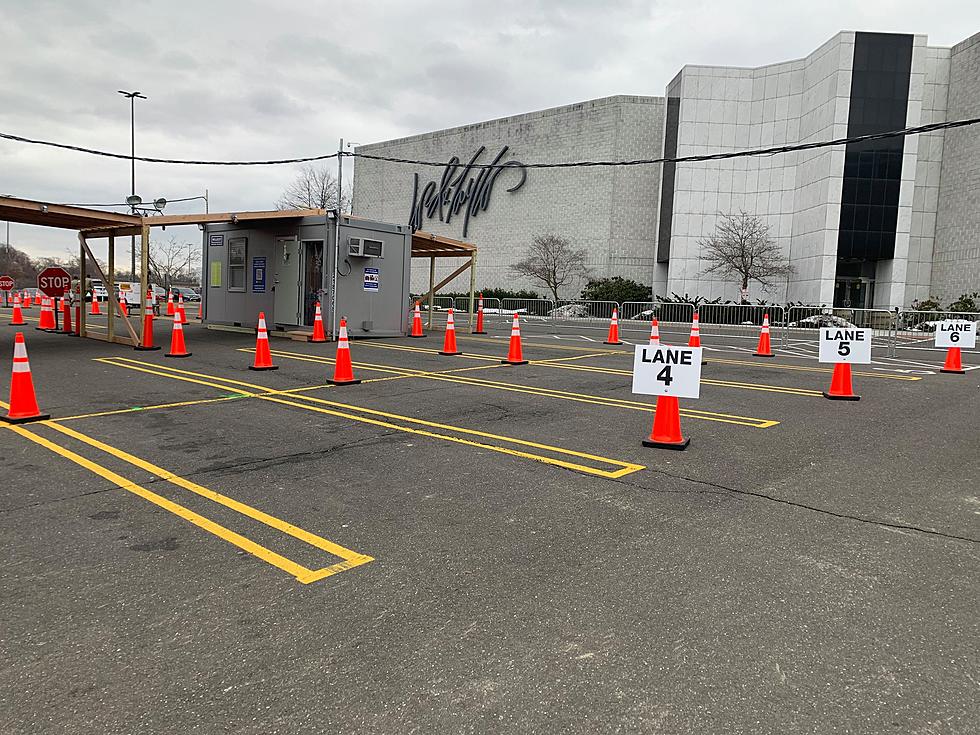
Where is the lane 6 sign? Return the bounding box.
[935,320,977,349]
[818,327,872,364]
[632,345,703,399]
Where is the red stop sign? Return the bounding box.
[37,267,71,297]
[0,275,14,291]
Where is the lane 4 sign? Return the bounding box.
[818,327,872,364]
[632,345,703,399]
[935,320,977,349]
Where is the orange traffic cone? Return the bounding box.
[474,293,487,334]
[940,347,965,374]
[642,395,689,450]
[823,363,860,401]
[37,297,56,331]
[410,301,425,338]
[604,307,622,345]
[249,312,278,371]
[753,313,774,357]
[60,298,73,335]
[177,293,186,324]
[166,290,175,316]
[147,289,157,320]
[10,295,25,326]
[90,294,101,315]
[134,308,160,351]
[119,299,128,318]
[165,311,191,358]
[327,318,361,385]
[197,300,203,321]
[309,302,328,343]
[501,312,528,365]
[1,333,49,423]
[688,311,701,347]
[439,308,462,355]
[73,304,81,336]
[649,318,661,345]
[23,291,32,308]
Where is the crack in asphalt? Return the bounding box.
[608,468,980,546]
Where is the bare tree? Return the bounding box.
[699,211,794,301]
[276,164,351,212]
[510,234,591,301]
[148,235,201,289]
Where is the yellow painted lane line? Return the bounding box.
[98,357,645,479]
[44,421,372,566]
[455,334,623,354]
[698,357,922,381]
[5,424,363,584]
[359,341,503,361]
[262,348,779,428]
[54,395,246,422]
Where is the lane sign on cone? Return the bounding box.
[249,312,278,371]
[604,307,623,345]
[327,318,361,385]
[439,308,462,356]
[165,310,191,358]
[753,313,775,357]
[649,318,661,345]
[309,302,328,343]
[935,320,975,374]
[474,293,487,334]
[632,344,703,450]
[10,295,26,326]
[818,327,871,401]
[410,301,425,338]
[501,312,528,365]
[1,332,49,424]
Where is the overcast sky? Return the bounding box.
[2,0,978,261]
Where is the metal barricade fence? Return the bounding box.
[895,309,980,345]
[453,296,502,316]
[501,298,555,322]
[697,304,786,342]
[550,299,618,325]
[619,302,695,341]
[785,306,897,356]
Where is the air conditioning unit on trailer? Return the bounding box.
[348,237,383,258]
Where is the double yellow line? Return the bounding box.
[255,347,781,428]
[95,357,646,479]
[4,418,373,585]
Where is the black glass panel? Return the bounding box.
[837,32,912,264]
[657,95,680,263]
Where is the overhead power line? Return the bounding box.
[348,117,980,168]
[1,116,978,168]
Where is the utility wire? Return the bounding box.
[347,116,980,168]
[2,116,979,168]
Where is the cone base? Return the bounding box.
[822,391,860,401]
[134,345,161,351]
[326,378,362,386]
[603,340,623,345]
[940,368,966,374]
[1,412,51,425]
[438,350,462,356]
[642,437,690,450]
[165,352,192,358]
[472,330,487,335]
[409,334,425,338]
[307,337,328,343]
[753,352,775,357]
[501,359,528,365]
[10,322,26,326]
[248,365,279,371]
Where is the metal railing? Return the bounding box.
[697,304,787,342]
[895,309,980,343]
[501,298,555,320]
[784,306,898,356]
[453,296,502,315]
[619,301,696,325]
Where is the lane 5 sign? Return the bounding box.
[632,345,703,399]
[935,320,977,349]
[818,327,872,364]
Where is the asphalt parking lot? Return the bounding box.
[1,308,978,734]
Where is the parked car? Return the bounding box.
[787,314,856,329]
[173,286,201,302]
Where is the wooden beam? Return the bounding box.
[79,234,140,346]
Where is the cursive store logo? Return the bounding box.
[408,146,527,237]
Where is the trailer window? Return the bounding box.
[228,237,247,292]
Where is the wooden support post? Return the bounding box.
[78,233,87,338]
[467,252,477,331]
[78,233,139,346]
[139,223,150,339]
[427,256,436,329]
[107,234,115,341]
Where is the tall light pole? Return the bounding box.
[118,90,147,280]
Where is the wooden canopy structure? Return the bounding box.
[410,230,478,328]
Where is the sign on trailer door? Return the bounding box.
[935,320,977,349]
[632,345,703,399]
[818,327,872,364]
